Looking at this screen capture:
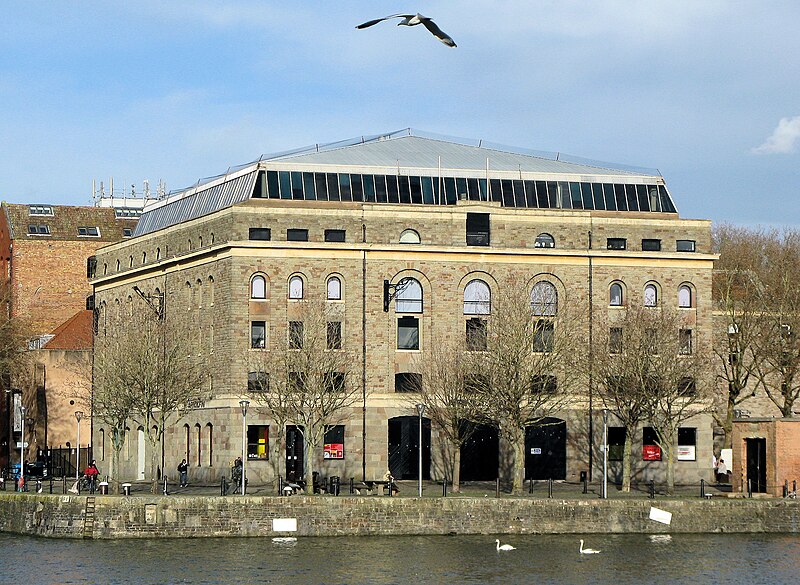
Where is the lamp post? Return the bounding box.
[74,411,83,480]
[602,409,609,499]
[239,400,249,496]
[415,403,425,498]
[19,405,26,486]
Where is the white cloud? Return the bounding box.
[752,117,800,154]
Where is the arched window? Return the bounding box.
[116,259,120,272]
[156,247,161,261]
[129,255,133,268]
[327,276,342,300]
[609,282,624,307]
[208,276,215,306]
[531,281,558,316]
[288,275,304,299]
[535,233,555,249]
[99,428,105,461]
[206,423,214,467]
[678,285,693,308]
[251,275,267,299]
[399,229,421,244]
[142,251,147,264]
[464,279,491,314]
[644,283,658,307]
[184,424,191,462]
[195,424,202,467]
[102,263,107,275]
[196,279,203,308]
[395,278,423,313]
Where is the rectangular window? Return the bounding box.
[247,372,269,393]
[289,321,304,349]
[395,372,422,393]
[608,427,625,461]
[609,327,623,354]
[324,229,346,243]
[606,238,627,250]
[466,318,487,351]
[246,425,269,460]
[397,316,419,350]
[677,427,696,461]
[679,329,693,354]
[676,239,696,252]
[327,321,342,350]
[249,227,271,241]
[77,226,100,237]
[28,205,53,216]
[466,212,490,246]
[27,224,51,235]
[250,321,266,349]
[641,238,661,251]
[642,427,661,461]
[531,375,557,394]
[123,228,133,237]
[287,228,308,242]
[323,425,345,459]
[533,320,554,353]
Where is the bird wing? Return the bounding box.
[356,14,412,29]
[420,18,457,47]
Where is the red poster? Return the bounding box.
[643,444,661,461]
[324,443,344,459]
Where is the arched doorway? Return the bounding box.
[525,417,567,480]
[388,416,430,480]
[459,423,499,481]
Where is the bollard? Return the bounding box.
[548,478,553,499]
[442,480,447,497]
[36,479,42,493]
[747,479,752,498]
[122,483,131,496]
[700,478,705,498]
[649,480,655,499]
[350,477,355,494]
[794,480,797,494]
[278,475,283,496]
[62,475,67,494]
[496,478,500,498]
[0,477,4,491]
[529,478,534,495]
[583,477,588,495]
[220,476,226,496]
[784,480,789,498]
[163,476,169,496]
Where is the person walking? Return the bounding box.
[178,459,189,488]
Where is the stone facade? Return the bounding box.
[89,135,716,489]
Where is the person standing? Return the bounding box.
[84,460,100,493]
[178,459,189,488]
[716,458,728,483]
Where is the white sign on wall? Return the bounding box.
[273,518,297,532]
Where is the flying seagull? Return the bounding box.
[356,14,457,47]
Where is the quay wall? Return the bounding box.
[2,494,800,539]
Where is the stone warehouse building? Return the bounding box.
[89,130,715,487]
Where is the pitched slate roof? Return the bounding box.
[1,203,137,242]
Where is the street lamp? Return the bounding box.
[415,403,425,498]
[75,411,84,481]
[19,405,26,488]
[602,409,609,499]
[239,400,249,496]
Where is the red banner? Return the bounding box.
[643,444,661,461]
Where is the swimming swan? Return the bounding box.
[579,539,600,554]
[496,539,516,551]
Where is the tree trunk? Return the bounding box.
[664,431,676,495]
[511,428,526,495]
[303,432,316,495]
[452,444,462,493]
[622,430,633,492]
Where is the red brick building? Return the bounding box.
[0,202,138,473]
[730,417,800,497]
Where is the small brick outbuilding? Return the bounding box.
[731,417,800,497]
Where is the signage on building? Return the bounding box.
[531,447,542,455]
[677,445,696,461]
[323,443,344,459]
[643,444,661,461]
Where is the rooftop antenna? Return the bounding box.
[157,180,166,199]
[143,180,150,199]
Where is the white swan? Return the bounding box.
[496,539,516,551]
[579,539,600,554]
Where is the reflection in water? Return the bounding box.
[1,533,799,585]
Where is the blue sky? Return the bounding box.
[1,1,798,226]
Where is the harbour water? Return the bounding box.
[1,532,798,584]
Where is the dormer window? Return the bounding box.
[29,205,53,216]
[28,224,51,235]
[78,226,100,237]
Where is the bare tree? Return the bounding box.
[752,228,800,417]
[471,278,585,494]
[93,298,210,492]
[409,335,483,493]
[712,224,769,445]
[248,301,358,492]
[596,306,711,493]
[0,279,32,393]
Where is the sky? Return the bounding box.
[1,1,798,226]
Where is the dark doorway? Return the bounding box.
[286,425,305,482]
[460,423,499,481]
[388,416,430,480]
[745,437,767,493]
[525,418,567,480]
